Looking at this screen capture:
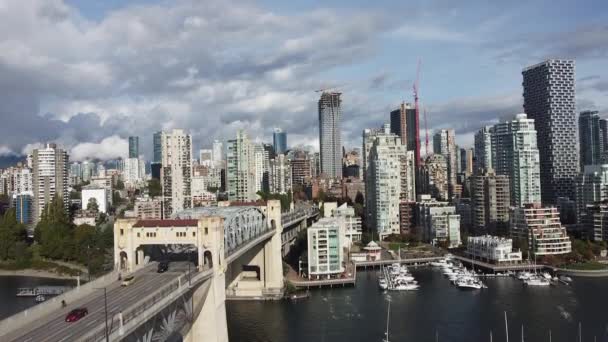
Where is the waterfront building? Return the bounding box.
[318,91,342,179]
[332,202,362,243]
[474,126,493,174]
[128,136,139,159]
[574,164,608,223]
[134,197,163,220]
[470,169,511,235]
[307,217,345,280]
[32,143,69,224]
[421,154,449,201]
[433,129,457,198]
[491,113,541,207]
[365,124,413,238]
[579,110,603,167]
[417,197,461,248]
[273,128,287,155]
[227,130,257,201]
[510,203,572,255]
[160,129,193,217]
[467,235,523,264]
[82,186,109,213]
[583,203,608,242]
[523,59,579,204]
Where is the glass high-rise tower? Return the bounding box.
[522,59,579,204]
[578,110,603,167]
[273,128,287,155]
[128,136,139,158]
[318,92,342,179]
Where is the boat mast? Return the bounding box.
[504,311,509,342]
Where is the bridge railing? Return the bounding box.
[82,269,207,342]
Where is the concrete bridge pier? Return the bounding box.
[185,272,228,342]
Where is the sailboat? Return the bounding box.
[382,301,390,342]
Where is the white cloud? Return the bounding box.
[0,145,16,156]
[70,135,128,161]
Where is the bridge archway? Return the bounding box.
[119,251,128,270]
[203,250,213,269]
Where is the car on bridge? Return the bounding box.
[157,261,169,273]
[121,275,136,286]
[65,308,88,322]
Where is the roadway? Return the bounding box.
[4,261,195,342]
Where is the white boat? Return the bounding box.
[559,275,573,283]
[378,278,388,290]
[517,271,532,280]
[541,272,552,280]
[393,283,419,291]
[456,278,483,289]
[524,276,551,286]
[394,274,415,282]
[35,295,46,303]
[430,259,449,267]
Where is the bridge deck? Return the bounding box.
[2,262,194,342]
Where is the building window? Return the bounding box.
[120,229,124,236]
[137,233,140,238]
[205,227,208,235]
[192,232,196,237]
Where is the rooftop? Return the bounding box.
[133,219,199,228]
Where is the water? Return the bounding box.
[0,276,76,320]
[228,268,608,342]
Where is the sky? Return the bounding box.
[0,0,607,161]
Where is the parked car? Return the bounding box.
[121,275,135,287]
[65,308,88,322]
[157,261,169,273]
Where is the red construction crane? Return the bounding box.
[413,59,422,166]
[424,107,430,156]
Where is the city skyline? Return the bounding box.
[0,0,607,163]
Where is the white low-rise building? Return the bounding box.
[467,235,522,264]
[82,186,109,213]
[332,202,362,243]
[307,217,345,280]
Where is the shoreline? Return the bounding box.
[0,269,78,280]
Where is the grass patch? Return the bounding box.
[0,259,81,276]
[562,262,608,271]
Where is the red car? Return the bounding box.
[65,308,88,322]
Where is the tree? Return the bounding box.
[0,209,27,260]
[36,195,74,260]
[147,179,161,197]
[115,180,125,190]
[86,198,99,212]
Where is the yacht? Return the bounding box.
[524,275,551,286]
[456,278,483,289]
[394,282,419,291]
[35,295,46,303]
[378,278,388,290]
[541,272,552,280]
[559,275,573,283]
[517,271,532,280]
[430,259,449,267]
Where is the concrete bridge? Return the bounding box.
[0,200,319,342]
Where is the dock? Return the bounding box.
[354,256,443,269]
[16,286,72,297]
[452,255,545,273]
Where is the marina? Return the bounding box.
[15,286,72,297]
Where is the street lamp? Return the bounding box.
[95,287,109,342]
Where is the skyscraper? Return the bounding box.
[212,140,223,165]
[160,129,193,217]
[470,169,511,235]
[578,110,603,167]
[433,129,457,198]
[492,114,542,207]
[365,124,413,238]
[390,102,410,147]
[273,128,287,155]
[523,59,579,204]
[128,136,139,159]
[460,148,474,176]
[32,143,69,225]
[474,126,493,174]
[318,92,342,179]
[151,132,162,180]
[227,130,257,201]
[153,131,162,163]
[422,154,449,201]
